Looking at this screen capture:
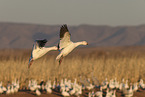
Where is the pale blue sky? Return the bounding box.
[0,0,145,26]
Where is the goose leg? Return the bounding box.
[28,59,33,68]
[59,55,63,65]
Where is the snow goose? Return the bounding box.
[39,80,45,91]
[10,85,14,94]
[106,88,112,97]
[139,79,145,89]
[52,80,56,89]
[29,79,41,91]
[109,79,115,89]
[56,24,88,65]
[95,87,103,97]
[45,87,52,94]
[28,39,57,68]
[111,90,116,97]
[0,81,6,94]
[45,81,52,94]
[61,88,70,97]
[119,79,124,91]
[14,86,18,93]
[123,80,129,89]
[123,84,133,97]
[89,91,95,97]
[88,92,91,97]
[12,79,19,93]
[74,84,82,96]
[6,86,11,95]
[0,86,3,94]
[102,78,108,85]
[132,82,138,92]
[86,83,94,90]
[36,89,41,96]
[69,86,76,95]
[115,81,119,89]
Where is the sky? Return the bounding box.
[0,0,145,26]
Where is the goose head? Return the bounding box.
[82,41,88,45]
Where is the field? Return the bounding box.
[0,46,145,96]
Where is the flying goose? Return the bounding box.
[28,39,57,68]
[56,24,88,65]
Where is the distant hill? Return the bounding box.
[0,22,145,48]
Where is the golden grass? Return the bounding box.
[0,46,145,88]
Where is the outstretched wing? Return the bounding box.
[58,24,72,50]
[35,39,47,48]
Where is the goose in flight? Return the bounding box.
[56,24,88,65]
[28,39,57,68]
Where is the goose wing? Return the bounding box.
[58,24,72,50]
[35,39,47,48]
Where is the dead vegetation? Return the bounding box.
[0,46,145,88]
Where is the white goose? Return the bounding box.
[123,84,133,97]
[10,85,14,94]
[56,24,88,65]
[36,89,41,96]
[61,88,70,97]
[28,39,57,68]
[106,88,112,97]
[6,85,11,95]
[95,87,103,97]
[0,81,7,94]
[69,86,76,95]
[132,82,138,92]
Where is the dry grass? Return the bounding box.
[0,46,145,88]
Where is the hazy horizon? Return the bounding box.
[0,0,145,26]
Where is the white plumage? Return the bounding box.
[6,86,11,95]
[36,89,41,96]
[56,24,88,65]
[95,87,103,97]
[62,88,70,97]
[0,81,7,94]
[123,85,133,97]
[28,39,57,68]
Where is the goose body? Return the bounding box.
[36,89,41,96]
[123,85,133,97]
[139,79,145,89]
[123,80,129,90]
[56,24,88,65]
[6,86,11,95]
[0,87,3,94]
[109,80,115,89]
[28,39,57,68]
[62,89,70,97]
[0,82,6,94]
[28,79,41,91]
[14,87,18,93]
[106,88,112,97]
[69,87,76,95]
[133,83,138,92]
[111,90,116,97]
[95,87,102,97]
[46,87,52,94]
[86,83,94,90]
[10,85,14,94]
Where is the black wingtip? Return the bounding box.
[61,24,69,32]
[60,24,69,39]
[35,39,47,47]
